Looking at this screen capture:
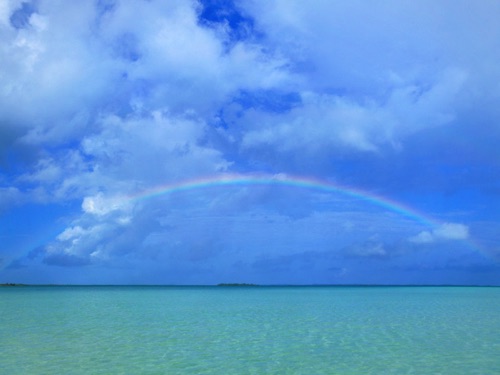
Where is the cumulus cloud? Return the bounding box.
[409,222,470,244]
[242,93,385,153]
[0,0,291,209]
[235,0,498,160]
[240,62,466,157]
[0,0,289,144]
[45,223,105,263]
[82,110,231,182]
[81,194,127,217]
[56,225,85,241]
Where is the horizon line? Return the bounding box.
[2,283,499,287]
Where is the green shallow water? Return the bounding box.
[0,286,499,374]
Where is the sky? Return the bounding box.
[1,0,499,285]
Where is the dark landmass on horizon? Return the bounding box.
[0,283,28,287]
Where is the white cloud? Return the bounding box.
[0,1,21,27]
[46,222,107,260]
[0,0,292,214]
[434,223,470,240]
[236,0,498,156]
[56,226,85,241]
[241,92,390,153]
[80,110,231,184]
[409,231,434,244]
[18,158,62,184]
[1,0,290,148]
[242,0,500,88]
[81,193,126,217]
[410,222,469,244]
[240,69,466,155]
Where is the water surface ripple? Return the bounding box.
[1,286,499,374]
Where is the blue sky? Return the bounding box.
[1,0,499,285]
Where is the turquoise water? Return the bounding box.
[1,286,499,374]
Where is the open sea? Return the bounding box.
[1,286,499,374]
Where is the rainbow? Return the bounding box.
[1,173,492,273]
[127,173,493,261]
[129,173,435,227]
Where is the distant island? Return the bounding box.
[217,283,259,287]
[0,283,27,287]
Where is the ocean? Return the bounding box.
[1,286,499,374]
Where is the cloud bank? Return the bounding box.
[1,0,499,284]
